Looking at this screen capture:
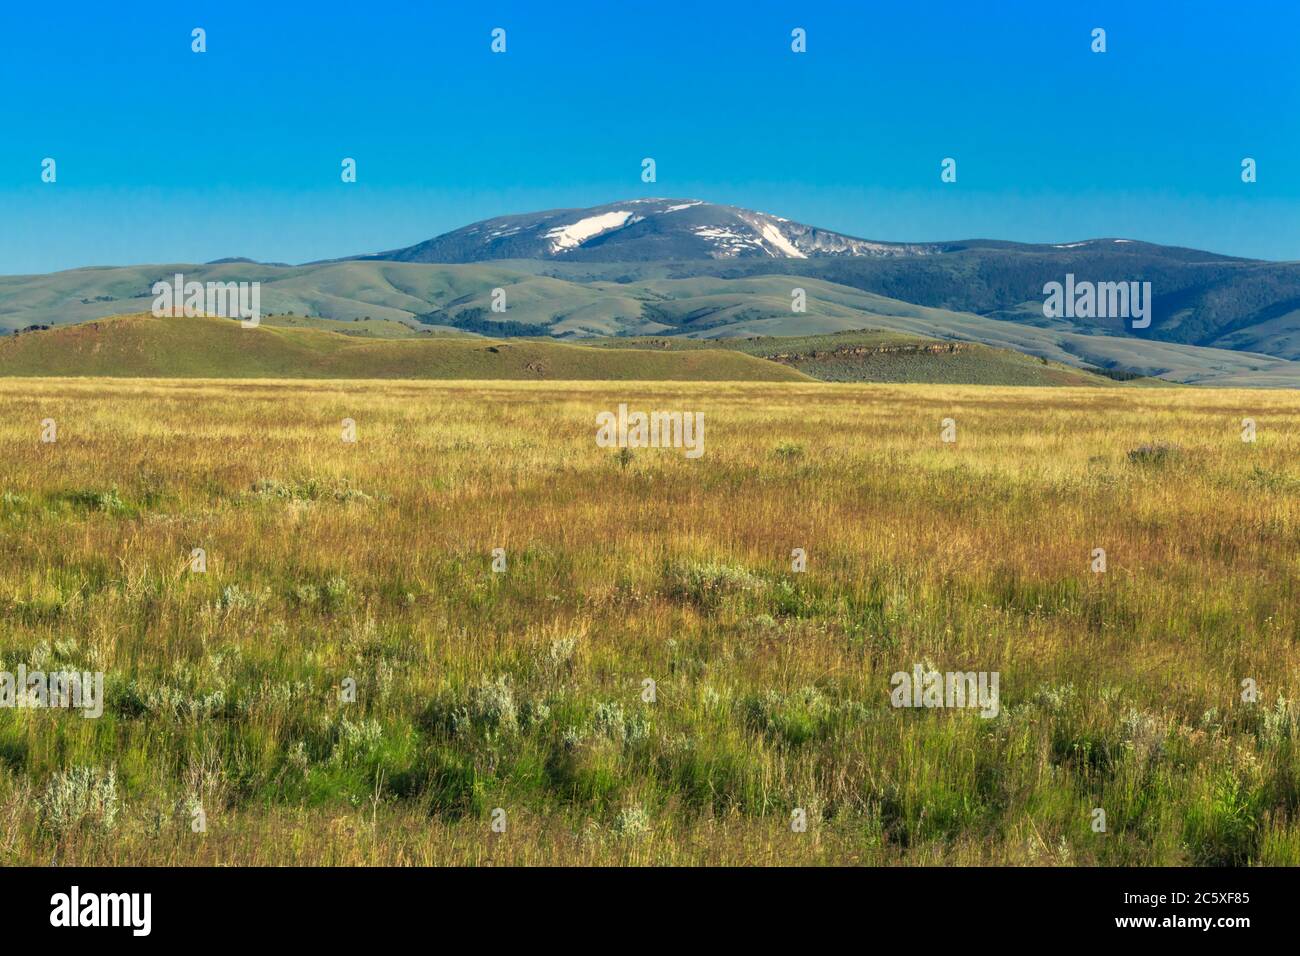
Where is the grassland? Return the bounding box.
[592,331,1132,386]
[258,314,426,338]
[0,315,807,382]
[1,378,1299,865]
[0,317,1142,387]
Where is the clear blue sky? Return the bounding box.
[2,0,1298,273]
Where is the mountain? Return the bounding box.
[359,199,940,263]
[350,199,1300,359]
[6,199,1300,386]
[662,240,1300,353]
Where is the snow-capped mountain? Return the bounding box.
[359,199,940,263]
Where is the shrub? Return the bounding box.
[664,561,763,607]
[63,487,127,513]
[1126,442,1181,466]
[36,767,119,839]
[439,675,519,740]
[612,803,651,838]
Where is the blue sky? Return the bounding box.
[2,0,1298,273]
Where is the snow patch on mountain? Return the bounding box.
[692,226,763,257]
[364,198,947,263]
[545,211,638,252]
[758,221,808,258]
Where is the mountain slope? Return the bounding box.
[347,198,1300,359]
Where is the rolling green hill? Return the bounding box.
[591,330,1137,386]
[0,314,811,382]
[258,313,425,338]
[0,314,1148,387]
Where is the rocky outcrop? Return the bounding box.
[767,343,967,363]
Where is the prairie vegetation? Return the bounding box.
[0,316,1147,387]
[1,378,1298,864]
[593,330,1128,385]
[0,315,807,382]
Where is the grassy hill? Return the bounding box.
[258,313,424,338]
[0,314,1144,386]
[593,330,1134,386]
[0,314,810,382]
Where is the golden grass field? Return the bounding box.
[1,377,1299,865]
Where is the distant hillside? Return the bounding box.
[340,197,1300,362]
[6,197,1300,387]
[0,314,810,382]
[592,330,1137,387]
[6,262,1300,385]
[338,198,1300,364]
[0,314,1145,387]
[11,199,1300,367]
[682,242,1300,356]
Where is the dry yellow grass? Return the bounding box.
[1,377,1298,865]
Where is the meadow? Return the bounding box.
[1,377,1298,865]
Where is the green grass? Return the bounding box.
[593,330,1135,386]
[1,316,1148,387]
[0,314,810,382]
[259,314,423,338]
[1,378,1299,864]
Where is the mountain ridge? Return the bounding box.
[355,198,948,264]
[347,198,1263,267]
